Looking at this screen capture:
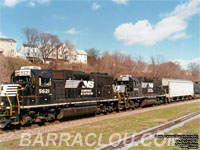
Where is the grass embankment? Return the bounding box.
[129,118,200,150]
[0,102,200,150]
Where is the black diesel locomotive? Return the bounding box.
[0,66,199,128]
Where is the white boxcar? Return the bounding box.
[162,79,194,98]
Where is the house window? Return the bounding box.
[10,49,14,56]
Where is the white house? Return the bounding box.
[21,43,87,64]
[67,49,87,64]
[21,44,43,62]
[0,38,17,57]
[75,49,87,64]
[47,43,68,61]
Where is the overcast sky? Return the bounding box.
[0,0,199,68]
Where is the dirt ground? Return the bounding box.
[0,56,11,84]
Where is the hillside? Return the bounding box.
[0,56,31,84]
[0,55,199,84]
[0,56,88,84]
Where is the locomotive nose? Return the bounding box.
[0,84,20,96]
[0,83,22,109]
[0,83,21,128]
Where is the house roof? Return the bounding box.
[0,38,16,43]
[56,43,65,49]
[23,44,36,48]
[76,49,87,55]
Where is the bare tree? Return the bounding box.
[64,39,75,63]
[37,33,61,63]
[23,28,39,58]
[149,55,166,78]
[65,39,75,49]
[24,28,39,45]
[150,56,156,77]
[188,62,200,81]
[86,48,100,66]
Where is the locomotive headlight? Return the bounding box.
[0,86,4,92]
[0,101,3,106]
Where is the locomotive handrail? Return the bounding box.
[16,85,23,115]
[6,94,13,116]
[124,87,130,109]
[117,92,122,110]
[125,87,129,97]
[164,89,167,98]
[16,89,20,114]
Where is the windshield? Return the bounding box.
[12,76,31,83]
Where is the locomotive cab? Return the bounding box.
[11,66,53,106]
[114,75,140,97]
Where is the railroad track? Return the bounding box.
[98,110,200,150]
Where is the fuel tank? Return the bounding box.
[57,106,97,119]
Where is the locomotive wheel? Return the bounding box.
[117,104,123,111]
[124,103,130,110]
[57,109,64,120]
[20,116,31,126]
[130,101,135,110]
[167,98,172,103]
[108,106,113,113]
[103,106,108,115]
[47,113,56,122]
[134,101,139,108]
[96,107,101,115]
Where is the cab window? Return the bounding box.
[133,80,139,87]
[39,78,51,86]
